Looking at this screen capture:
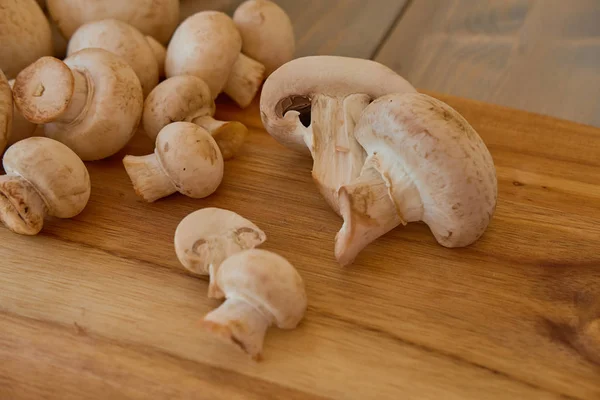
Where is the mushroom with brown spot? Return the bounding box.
[165,11,265,109]
[260,55,416,215]
[143,76,248,160]
[7,79,42,148]
[67,19,166,97]
[46,0,179,45]
[12,48,144,161]
[0,136,90,235]
[335,92,498,266]
[174,207,266,296]
[200,249,307,361]
[233,0,295,77]
[0,0,53,80]
[123,122,224,202]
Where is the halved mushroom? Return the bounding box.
[12,48,144,161]
[260,56,416,215]
[200,249,307,361]
[233,0,295,77]
[143,76,248,160]
[47,0,179,45]
[165,11,265,109]
[67,19,164,97]
[0,0,53,79]
[0,136,91,235]
[0,71,13,154]
[123,122,224,202]
[335,93,498,266]
[174,207,266,296]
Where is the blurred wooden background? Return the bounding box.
[180,0,600,128]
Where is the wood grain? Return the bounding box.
[375,0,600,128]
[1,92,599,399]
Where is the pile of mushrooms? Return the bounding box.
[0,0,500,362]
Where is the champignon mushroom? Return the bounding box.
[233,0,295,77]
[12,48,144,161]
[200,249,307,361]
[143,76,248,160]
[0,0,53,79]
[7,80,42,148]
[46,0,179,45]
[0,71,13,154]
[145,36,167,79]
[260,56,416,215]
[335,93,498,266]
[123,122,224,202]
[165,11,265,109]
[67,19,164,97]
[0,136,90,235]
[174,207,266,296]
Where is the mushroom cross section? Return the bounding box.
[12,49,144,161]
[200,249,307,361]
[143,76,248,160]
[174,207,267,297]
[335,93,498,266]
[0,136,91,235]
[0,70,13,154]
[260,56,416,215]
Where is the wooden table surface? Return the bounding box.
[2,92,599,399]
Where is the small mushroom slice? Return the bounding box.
[335,93,498,266]
[143,76,248,160]
[174,207,266,296]
[260,56,416,215]
[0,70,12,154]
[165,11,265,109]
[47,0,179,45]
[233,0,295,77]
[123,122,224,202]
[0,137,91,235]
[12,48,144,161]
[0,0,53,79]
[67,19,163,97]
[200,249,307,361]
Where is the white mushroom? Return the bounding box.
[335,93,498,266]
[260,56,416,214]
[200,249,307,361]
[143,75,248,160]
[233,0,295,77]
[0,136,90,235]
[0,70,13,155]
[0,0,53,79]
[47,0,179,45]
[174,207,266,296]
[165,11,265,109]
[67,19,164,97]
[7,79,42,148]
[123,122,224,202]
[12,48,144,161]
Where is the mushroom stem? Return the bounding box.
[192,116,247,160]
[122,153,176,202]
[335,161,422,266]
[223,53,265,109]
[200,297,271,360]
[309,93,371,215]
[55,69,90,124]
[0,175,47,235]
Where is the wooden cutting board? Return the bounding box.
[1,91,599,400]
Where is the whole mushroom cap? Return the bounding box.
[3,136,90,218]
[0,0,53,79]
[215,249,307,329]
[165,11,242,98]
[67,19,159,97]
[155,122,224,198]
[0,70,13,153]
[260,56,417,154]
[233,0,295,76]
[47,0,179,44]
[143,75,214,141]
